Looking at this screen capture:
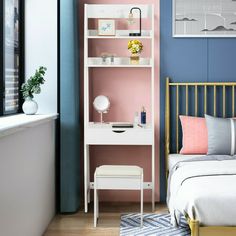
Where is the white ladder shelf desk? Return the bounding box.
[84,4,155,213]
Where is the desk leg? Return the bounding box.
[152,145,155,212]
[88,146,90,203]
[84,144,89,213]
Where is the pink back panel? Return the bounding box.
[90,68,151,122]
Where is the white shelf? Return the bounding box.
[86,4,152,19]
[87,30,152,39]
[87,57,152,68]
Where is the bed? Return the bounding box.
[165,77,236,236]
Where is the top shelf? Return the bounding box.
[85,4,153,19]
[87,30,152,39]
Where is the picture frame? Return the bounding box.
[173,0,236,38]
[98,19,116,36]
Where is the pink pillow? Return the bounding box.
[180,115,208,154]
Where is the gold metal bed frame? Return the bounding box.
[165,77,236,236]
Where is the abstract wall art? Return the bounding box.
[173,0,236,37]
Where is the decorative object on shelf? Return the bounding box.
[134,111,139,126]
[101,53,116,65]
[141,106,146,124]
[21,66,47,115]
[173,0,236,37]
[110,54,115,64]
[98,19,116,36]
[93,95,110,123]
[128,39,143,64]
[101,53,109,64]
[127,7,142,36]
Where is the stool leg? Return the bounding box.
[94,182,97,227]
[140,175,143,227]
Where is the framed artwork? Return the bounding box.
[98,19,116,36]
[173,0,236,37]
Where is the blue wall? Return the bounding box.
[160,0,236,201]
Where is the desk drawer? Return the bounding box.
[86,128,153,145]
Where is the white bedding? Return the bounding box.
[168,155,236,226]
[168,154,203,170]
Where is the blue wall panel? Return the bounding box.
[60,0,80,212]
[208,39,236,81]
[160,0,236,201]
[161,38,208,82]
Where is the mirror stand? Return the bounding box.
[100,112,104,123]
[99,111,109,124]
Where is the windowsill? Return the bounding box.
[0,113,58,138]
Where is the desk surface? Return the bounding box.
[88,122,152,129]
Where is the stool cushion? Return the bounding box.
[95,165,143,177]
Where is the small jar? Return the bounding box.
[141,106,146,125]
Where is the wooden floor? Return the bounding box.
[44,202,168,236]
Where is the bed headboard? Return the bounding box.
[165,77,236,176]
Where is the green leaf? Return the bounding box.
[20,66,47,99]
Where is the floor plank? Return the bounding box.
[44,203,168,236]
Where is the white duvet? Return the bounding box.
[168,156,236,226]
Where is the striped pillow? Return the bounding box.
[205,114,236,155]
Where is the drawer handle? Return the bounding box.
[112,130,126,133]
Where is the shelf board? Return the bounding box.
[86,30,152,39]
[88,122,152,129]
[86,5,152,19]
[86,57,153,68]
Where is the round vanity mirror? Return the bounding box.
[93,95,110,123]
[93,95,110,112]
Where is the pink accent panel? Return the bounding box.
[79,0,160,202]
[88,19,151,30]
[180,116,208,154]
[90,146,152,202]
[88,39,151,57]
[90,68,151,122]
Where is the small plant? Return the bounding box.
[21,66,47,99]
[128,40,143,54]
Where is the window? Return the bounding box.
[0,0,24,116]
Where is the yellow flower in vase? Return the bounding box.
[128,40,143,54]
[128,40,143,64]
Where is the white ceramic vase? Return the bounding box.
[22,97,38,115]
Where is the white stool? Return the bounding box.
[94,165,143,227]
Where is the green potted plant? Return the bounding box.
[21,66,47,115]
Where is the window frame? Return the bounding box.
[0,0,25,116]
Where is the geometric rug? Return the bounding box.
[120,213,190,236]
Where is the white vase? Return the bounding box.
[22,97,38,115]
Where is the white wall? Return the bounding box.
[0,121,56,236]
[0,3,59,236]
[25,0,58,114]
